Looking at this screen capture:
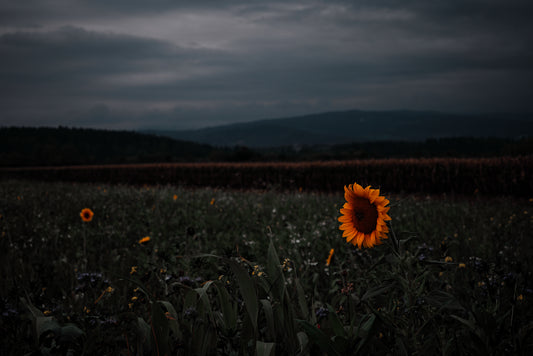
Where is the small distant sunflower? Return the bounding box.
[338,183,391,249]
[80,208,94,222]
[326,248,334,266]
[138,236,151,244]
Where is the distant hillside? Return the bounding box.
[146,110,533,148]
[0,127,224,167]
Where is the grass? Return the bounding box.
[1,180,532,355]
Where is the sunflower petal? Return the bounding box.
[346,229,356,242]
[338,215,352,222]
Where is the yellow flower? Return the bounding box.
[43,310,52,316]
[458,263,466,268]
[130,266,138,275]
[338,182,391,249]
[326,248,334,266]
[80,208,94,222]
[138,236,151,244]
[131,296,138,301]
[210,198,215,205]
[173,194,178,201]
[444,256,453,263]
[106,286,114,293]
[517,294,524,301]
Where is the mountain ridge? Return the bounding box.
[144,109,533,148]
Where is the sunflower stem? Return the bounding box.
[83,226,87,271]
[388,221,400,256]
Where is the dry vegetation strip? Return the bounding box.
[1,156,532,195]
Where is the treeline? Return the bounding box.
[259,137,533,161]
[1,127,532,167]
[0,127,244,167]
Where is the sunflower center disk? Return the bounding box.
[352,197,378,234]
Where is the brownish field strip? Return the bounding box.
[1,157,532,196]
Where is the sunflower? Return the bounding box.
[338,183,391,248]
[326,248,334,266]
[80,208,94,222]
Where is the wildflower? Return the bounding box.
[326,248,334,266]
[95,286,114,304]
[131,296,138,302]
[517,294,524,301]
[173,194,178,201]
[130,266,138,275]
[210,198,215,205]
[165,311,176,320]
[83,306,90,314]
[80,208,94,222]
[128,303,134,309]
[315,307,328,319]
[458,263,466,268]
[43,310,52,316]
[338,182,391,248]
[445,256,453,263]
[138,236,151,244]
[282,258,292,272]
[252,265,265,277]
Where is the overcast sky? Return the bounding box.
[1,0,532,130]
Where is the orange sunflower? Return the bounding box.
[338,183,391,248]
[80,208,94,222]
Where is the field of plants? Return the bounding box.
[2,156,532,196]
[1,179,532,355]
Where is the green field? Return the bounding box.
[1,180,532,355]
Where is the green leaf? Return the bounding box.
[36,317,61,344]
[194,280,215,319]
[297,331,309,354]
[266,239,286,301]
[450,314,489,354]
[151,302,171,356]
[297,320,340,356]
[158,300,181,339]
[361,283,394,302]
[355,314,377,354]
[327,304,347,338]
[214,281,237,332]
[294,278,309,319]
[256,340,275,356]
[260,299,276,340]
[20,297,44,318]
[137,317,152,349]
[59,324,84,342]
[229,259,258,333]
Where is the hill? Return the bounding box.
[146,110,533,148]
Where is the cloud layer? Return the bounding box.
[1,0,532,129]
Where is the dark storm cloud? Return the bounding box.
[0,0,532,129]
